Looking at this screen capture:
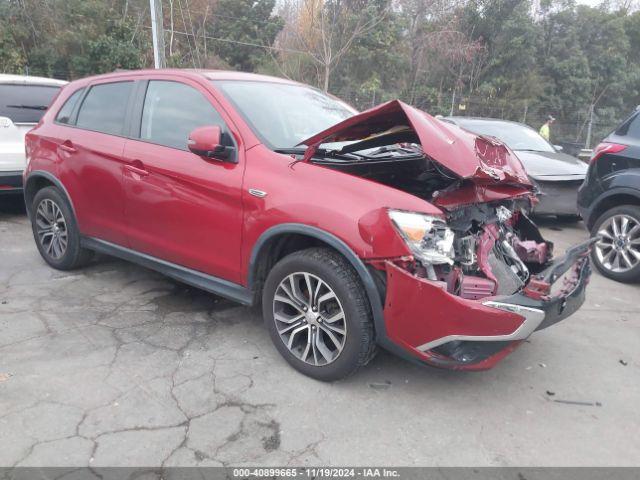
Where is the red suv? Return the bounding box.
[24,70,594,381]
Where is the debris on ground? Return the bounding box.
[619,359,628,366]
[369,381,392,390]
[538,363,547,368]
[546,390,555,396]
[0,373,13,383]
[553,399,602,407]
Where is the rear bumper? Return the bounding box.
[380,238,595,370]
[533,179,583,216]
[0,170,23,194]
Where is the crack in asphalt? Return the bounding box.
[0,242,310,467]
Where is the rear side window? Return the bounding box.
[627,114,640,140]
[0,84,61,123]
[139,80,225,150]
[76,82,133,135]
[616,112,640,140]
[55,88,84,125]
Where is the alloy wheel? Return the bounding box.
[273,272,347,366]
[35,198,68,260]
[595,214,640,273]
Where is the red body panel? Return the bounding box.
[58,128,129,245]
[239,144,441,283]
[433,183,533,211]
[383,262,525,368]
[121,139,245,282]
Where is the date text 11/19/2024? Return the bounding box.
[232,468,401,478]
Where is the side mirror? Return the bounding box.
[554,145,564,152]
[188,126,236,162]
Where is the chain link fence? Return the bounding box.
[335,89,627,152]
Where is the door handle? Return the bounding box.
[125,163,149,177]
[58,141,77,154]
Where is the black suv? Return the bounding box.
[578,107,640,282]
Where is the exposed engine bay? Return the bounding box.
[312,149,552,301]
[313,150,458,202]
[418,202,553,299]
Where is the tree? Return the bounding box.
[208,0,284,71]
[280,0,390,91]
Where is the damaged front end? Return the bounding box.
[300,99,595,370]
[380,201,595,370]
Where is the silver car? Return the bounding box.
[1,74,67,195]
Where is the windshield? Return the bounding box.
[215,80,355,149]
[456,120,555,153]
[0,84,62,123]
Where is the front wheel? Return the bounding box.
[262,248,376,381]
[591,205,640,283]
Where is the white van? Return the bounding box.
[1,74,67,194]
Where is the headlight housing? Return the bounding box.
[388,209,455,265]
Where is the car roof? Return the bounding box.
[0,73,67,87]
[72,69,301,86]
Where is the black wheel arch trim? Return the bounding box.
[24,170,77,219]
[248,223,403,353]
[587,187,640,228]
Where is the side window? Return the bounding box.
[616,112,640,139]
[140,80,225,150]
[627,114,640,140]
[76,82,133,135]
[55,88,84,125]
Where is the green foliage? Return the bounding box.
[0,0,144,78]
[0,0,638,144]
[208,0,284,71]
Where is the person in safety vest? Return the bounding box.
[539,115,555,141]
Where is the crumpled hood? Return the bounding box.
[301,100,532,187]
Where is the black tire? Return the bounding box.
[30,186,93,270]
[590,204,640,283]
[262,247,376,381]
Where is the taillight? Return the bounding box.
[591,142,627,163]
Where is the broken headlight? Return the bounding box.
[388,209,455,265]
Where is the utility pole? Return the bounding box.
[449,89,456,116]
[149,0,166,69]
[586,104,594,149]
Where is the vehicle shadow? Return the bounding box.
[530,214,584,230]
[0,195,26,215]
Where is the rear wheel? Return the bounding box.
[591,205,640,283]
[30,186,93,270]
[262,247,376,381]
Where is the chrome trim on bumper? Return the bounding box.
[416,301,545,352]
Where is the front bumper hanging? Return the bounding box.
[381,237,596,370]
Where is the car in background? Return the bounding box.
[0,74,67,195]
[444,117,588,219]
[578,107,640,283]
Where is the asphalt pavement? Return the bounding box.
[1,196,638,467]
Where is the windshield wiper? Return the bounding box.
[6,104,48,110]
[274,147,307,155]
